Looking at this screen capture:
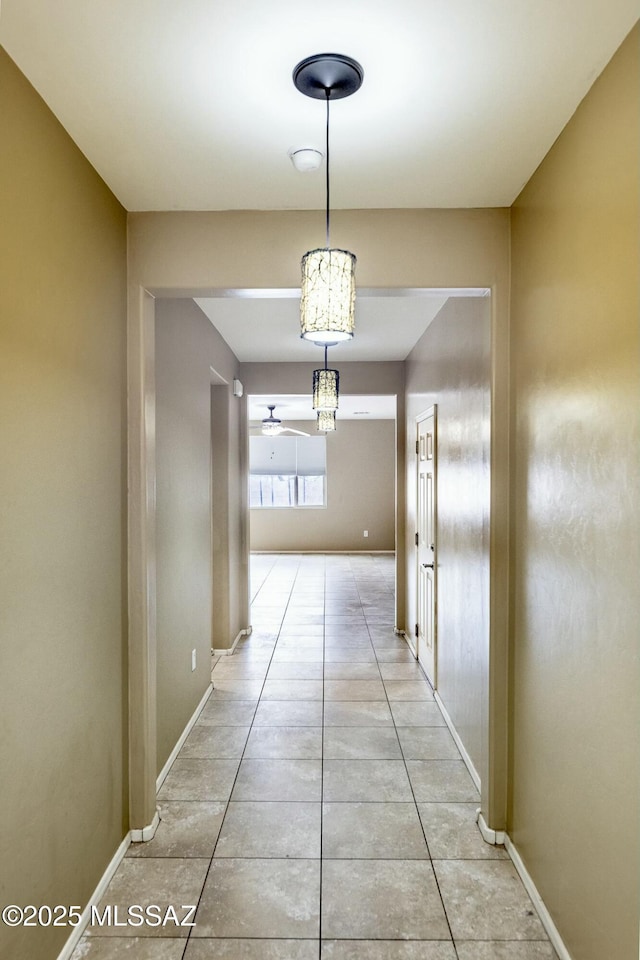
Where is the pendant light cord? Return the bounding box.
[324,344,328,370]
[325,90,330,248]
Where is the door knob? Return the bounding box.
[422,562,434,569]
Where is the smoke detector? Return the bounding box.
[288,147,324,172]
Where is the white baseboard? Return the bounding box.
[213,627,251,656]
[433,691,481,792]
[56,831,131,960]
[504,834,573,960]
[156,682,213,792]
[396,628,418,658]
[130,808,160,843]
[430,691,571,960]
[473,813,573,960]
[57,682,216,960]
[476,809,506,846]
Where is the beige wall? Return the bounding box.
[510,26,639,960]
[129,208,510,293]
[250,419,396,553]
[0,48,127,960]
[155,299,244,770]
[405,297,491,783]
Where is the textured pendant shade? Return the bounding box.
[317,409,336,432]
[312,366,339,411]
[301,248,356,342]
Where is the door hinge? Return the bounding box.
[415,623,419,638]
[415,532,419,546]
[416,439,420,455]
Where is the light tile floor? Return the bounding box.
[73,553,557,960]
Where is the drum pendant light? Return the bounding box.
[293,54,363,343]
[317,409,337,432]
[312,345,339,412]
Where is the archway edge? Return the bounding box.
[126,208,511,833]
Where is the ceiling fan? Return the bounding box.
[254,405,310,437]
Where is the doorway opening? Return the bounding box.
[129,285,502,836]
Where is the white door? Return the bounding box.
[416,408,437,685]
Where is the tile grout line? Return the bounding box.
[356,559,462,958]
[180,556,299,952]
[199,555,455,952]
[260,555,324,952]
[322,552,372,950]
[88,555,525,958]
[318,554,326,958]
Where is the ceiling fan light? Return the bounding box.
[301,248,356,343]
[262,422,283,436]
[261,404,283,435]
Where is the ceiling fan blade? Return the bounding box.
[280,428,311,437]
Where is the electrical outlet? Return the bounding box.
[363,530,369,538]
[191,649,197,672]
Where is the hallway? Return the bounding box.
[3,21,638,958]
[73,554,556,959]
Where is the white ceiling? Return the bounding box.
[249,395,396,422]
[2,2,635,370]
[1,0,636,211]
[196,292,450,362]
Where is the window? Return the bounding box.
[250,435,326,508]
